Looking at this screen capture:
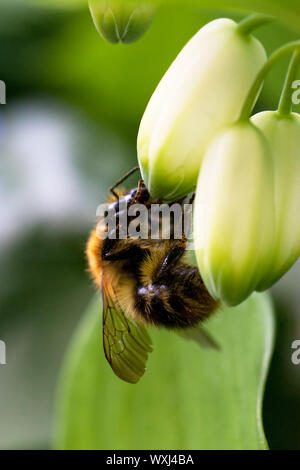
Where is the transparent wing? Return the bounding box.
[179,325,220,350]
[102,281,153,384]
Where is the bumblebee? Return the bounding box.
[86,167,219,384]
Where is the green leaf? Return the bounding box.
[53,292,275,450]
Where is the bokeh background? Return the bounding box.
[0,0,300,449]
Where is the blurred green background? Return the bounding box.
[0,0,300,449]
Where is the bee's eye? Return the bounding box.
[108,201,119,212]
[115,192,136,209]
[129,188,138,197]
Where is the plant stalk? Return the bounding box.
[278,51,300,115]
[239,40,300,121]
[236,13,274,35]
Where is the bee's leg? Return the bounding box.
[101,231,132,261]
[156,239,187,279]
[101,237,118,260]
[110,166,140,199]
[102,239,143,261]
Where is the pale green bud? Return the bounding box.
[194,122,275,306]
[251,111,300,290]
[137,18,267,200]
[88,1,155,44]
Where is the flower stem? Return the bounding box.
[236,13,274,35]
[278,51,300,115]
[239,40,300,121]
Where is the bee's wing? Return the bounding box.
[102,281,153,384]
[179,325,220,350]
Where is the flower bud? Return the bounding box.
[251,111,300,290]
[137,18,267,200]
[88,1,155,44]
[194,122,275,306]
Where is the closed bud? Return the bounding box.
[194,122,275,306]
[251,111,300,289]
[137,18,267,200]
[89,0,155,44]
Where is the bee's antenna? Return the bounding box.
[110,166,140,199]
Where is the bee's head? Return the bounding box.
[107,181,150,215]
[132,180,150,203]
